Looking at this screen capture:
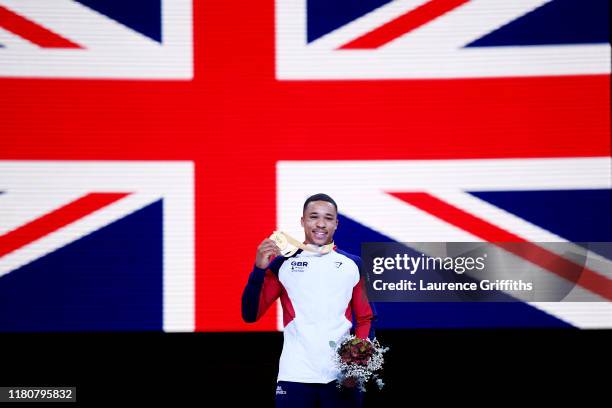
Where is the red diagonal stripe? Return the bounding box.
[339,0,470,49]
[0,193,130,258]
[389,192,612,301]
[0,5,82,49]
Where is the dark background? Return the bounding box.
[1,329,609,406]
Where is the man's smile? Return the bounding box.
[313,230,327,240]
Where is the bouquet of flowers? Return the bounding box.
[329,335,389,392]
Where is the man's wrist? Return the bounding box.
[253,263,267,271]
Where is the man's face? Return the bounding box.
[301,200,338,246]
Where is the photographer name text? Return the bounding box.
[371,279,533,292]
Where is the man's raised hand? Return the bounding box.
[255,238,282,269]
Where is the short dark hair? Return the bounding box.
[303,193,338,213]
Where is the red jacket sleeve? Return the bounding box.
[242,265,282,323]
[351,276,376,339]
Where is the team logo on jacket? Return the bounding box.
[290,260,309,273]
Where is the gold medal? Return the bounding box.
[269,231,334,257]
[269,231,287,250]
[269,231,294,256]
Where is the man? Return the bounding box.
[241,193,376,407]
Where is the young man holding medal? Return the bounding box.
[241,193,376,407]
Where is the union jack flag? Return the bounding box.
[0,1,609,331]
